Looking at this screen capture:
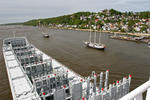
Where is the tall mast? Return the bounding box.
[13,31,16,37]
[94,19,97,43]
[99,30,101,44]
[89,17,92,43]
[38,20,41,31]
[38,20,40,27]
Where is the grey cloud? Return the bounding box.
[0,0,150,24]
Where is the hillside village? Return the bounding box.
[24,9,150,34]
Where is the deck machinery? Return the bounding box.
[3,37,131,100]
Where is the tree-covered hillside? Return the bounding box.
[23,9,150,33]
[24,12,93,26]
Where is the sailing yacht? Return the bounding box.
[84,19,105,50]
[38,21,50,38]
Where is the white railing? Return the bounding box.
[120,78,150,100]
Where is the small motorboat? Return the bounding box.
[43,34,50,38]
[38,21,50,38]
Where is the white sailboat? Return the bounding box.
[84,19,105,50]
[38,21,50,38]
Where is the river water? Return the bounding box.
[0,25,150,100]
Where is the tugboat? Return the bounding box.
[84,19,105,50]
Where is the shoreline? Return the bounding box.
[47,26,150,43]
[48,26,150,37]
[110,36,149,43]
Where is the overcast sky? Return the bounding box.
[0,0,150,24]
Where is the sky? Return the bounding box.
[0,0,150,24]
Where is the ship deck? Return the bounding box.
[3,37,131,100]
[3,49,40,100]
[3,43,89,100]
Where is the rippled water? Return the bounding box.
[0,25,150,100]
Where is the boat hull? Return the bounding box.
[43,35,49,38]
[42,32,50,38]
[84,41,105,50]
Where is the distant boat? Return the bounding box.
[38,21,50,38]
[148,42,150,48]
[43,33,50,38]
[84,19,105,50]
[84,41,105,50]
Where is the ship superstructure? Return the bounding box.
[3,37,131,100]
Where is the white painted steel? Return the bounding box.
[120,80,150,100]
[134,94,143,100]
[3,37,132,100]
[146,86,150,100]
